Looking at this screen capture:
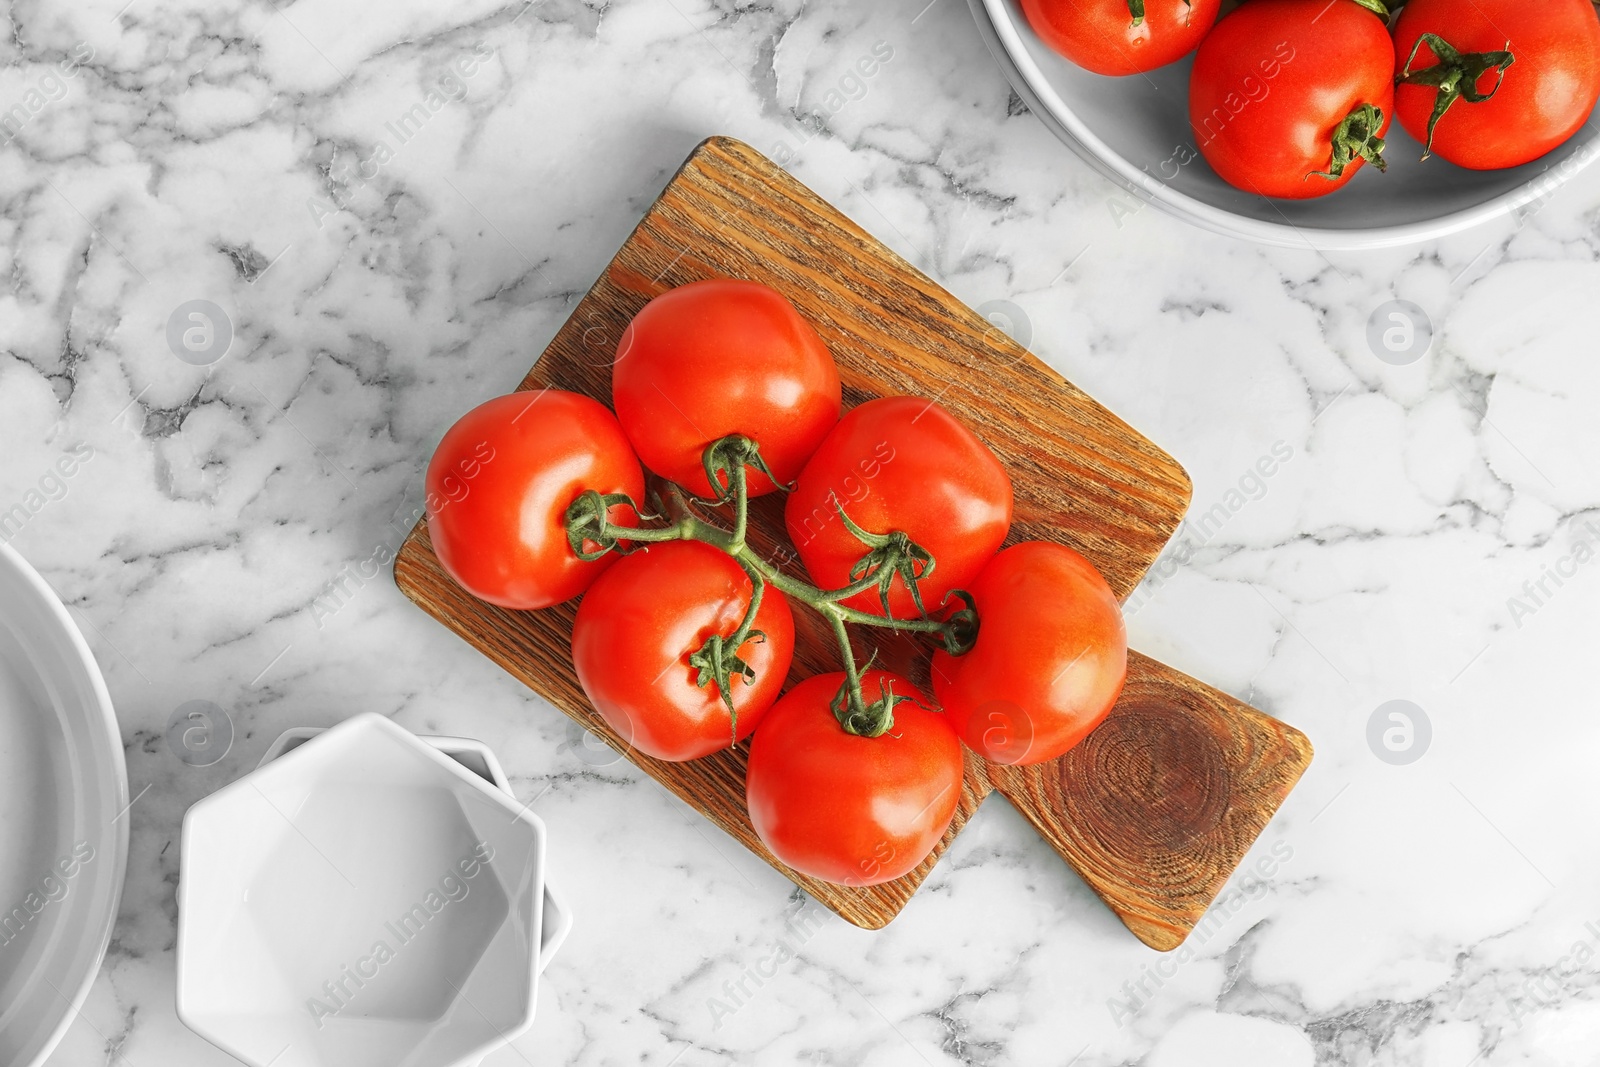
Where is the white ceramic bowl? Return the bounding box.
[256,727,573,975]
[178,713,546,1067]
[0,542,128,1067]
[970,0,1600,248]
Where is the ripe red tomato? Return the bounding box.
[1189,0,1394,199]
[426,390,643,610]
[745,670,963,886]
[1393,0,1600,170]
[932,542,1125,766]
[784,397,1012,619]
[572,540,794,762]
[1021,0,1221,76]
[612,280,841,499]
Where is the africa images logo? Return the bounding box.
[304,841,495,1028]
[0,842,96,949]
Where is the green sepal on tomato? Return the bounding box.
[1392,0,1600,171]
[426,390,644,610]
[932,541,1126,766]
[784,396,1013,620]
[612,279,841,501]
[1189,0,1394,199]
[1022,0,1222,77]
[572,540,795,762]
[745,670,963,886]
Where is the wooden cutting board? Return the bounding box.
[395,136,1312,950]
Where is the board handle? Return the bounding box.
[987,651,1313,950]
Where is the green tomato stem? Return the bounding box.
[738,553,947,634]
[729,449,750,553]
[822,608,870,728]
[1397,32,1515,161]
[725,554,766,651]
[1308,102,1389,182]
[616,521,692,544]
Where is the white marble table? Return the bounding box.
[5,0,1599,1064]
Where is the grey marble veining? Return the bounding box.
[5,0,1600,1063]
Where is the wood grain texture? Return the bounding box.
[987,652,1314,950]
[393,136,1312,946]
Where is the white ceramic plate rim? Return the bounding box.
[971,0,1600,250]
[0,541,129,1067]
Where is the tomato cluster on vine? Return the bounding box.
[425,279,1128,887]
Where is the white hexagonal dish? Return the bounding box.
[256,726,572,975]
[178,713,546,1067]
